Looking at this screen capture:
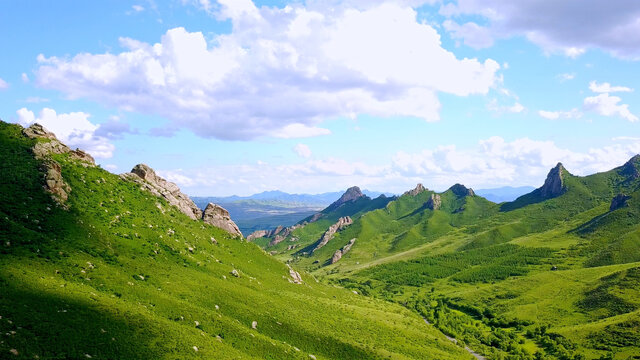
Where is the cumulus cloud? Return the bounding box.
[0,78,8,90]
[440,0,640,59]
[487,99,524,114]
[15,108,115,158]
[21,73,30,83]
[588,81,633,93]
[583,93,638,122]
[443,20,494,49]
[557,73,575,82]
[35,1,500,140]
[538,109,582,120]
[162,136,640,196]
[293,143,312,158]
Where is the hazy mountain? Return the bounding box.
[474,186,536,203]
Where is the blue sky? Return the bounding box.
[1,0,639,196]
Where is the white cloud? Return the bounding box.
[24,97,50,103]
[132,5,145,12]
[440,0,640,59]
[273,124,331,139]
[538,108,582,120]
[21,73,29,83]
[0,78,8,90]
[588,81,633,93]
[161,136,640,196]
[487,99,524,114]
[557,73,575,82]
[35,1,500,140]
[293,143,312,158]
[15,108,115,158]
[583,93,638,122]
[443,20,493,49]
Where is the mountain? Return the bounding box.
[191,189,394,236]
[254,160,640,359]
[475,186,536,203]
[0,121,469,359]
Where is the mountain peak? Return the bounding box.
[621,154,640,179]
[324,186,365,211]
[404,183,426,196]
[448,184,475,197]
[539,163,567,198]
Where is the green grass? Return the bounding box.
[0,122,470,359]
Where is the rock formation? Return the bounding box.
[404,183,426,196]
[621,155,640,179]
[324,186,365,212]
[426,193,441,210]
[449,184,475,197]
[331,238,356,264]
[312,216,353,253]
[247,230,270,241]
[539,163,566,198]
[610,194,631,211]
[21,123,97,207]
[202,203,242,237]
[247,223,305,244]
[23,123,95,166]
[122,164,203,220]
[288,266,303,284]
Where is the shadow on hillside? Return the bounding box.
[0,276,161,359]
[499,191,544,212]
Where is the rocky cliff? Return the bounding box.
[621,155,640,179]
[539,163,566,198]
[331,238,356,264]
[122,164,203,220]
[312,216,353,253]
[324,186,365,212]
[426,193,442,210]
[449,184,475,197]
[22,123,96,207]
[202,203,242,237]
[404,183,426,197]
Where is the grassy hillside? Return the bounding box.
[269,161,640,359]
[0,122,470,359]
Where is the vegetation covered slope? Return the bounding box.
[0,121,470,359]
[262,159,640,359]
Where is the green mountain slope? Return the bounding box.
[275,160,640,359]
[0,121,470,359]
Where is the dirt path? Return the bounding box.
[423,318,486,360]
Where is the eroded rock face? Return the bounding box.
[21,123,97,207]
[331,238,356,264]
[40,160,71,206]
[247,230,269,241]
[202,203,242,237]
[540,163,566,198]
[288,266,303,284]
[325,186,365,212]
[621,155,640,179]
[610,194,631,211]
[312,216,353,253]
[426,194,442,210]
[449,184,475,197]
[123,164,203,220]
[404,183,426,197]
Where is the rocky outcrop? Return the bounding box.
[426,194,442,210]
[312,216,353,253]
[288,265,303,284]
[539,163,566,198]
[40,160,71,206]
[247,230,270,241]
[621,155,640,179]
[23,124,95,166]
[122,164,203,220]
[449,184,475,197]
[610,194,631,211]
[404,183,426,196]
[202,203,242,237]
[21,123,97,207]
[325,186,365,211]
[331,238,356,264]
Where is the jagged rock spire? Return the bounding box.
[448,184,475,197]
[404,183,426,196]
[540,163,566,198]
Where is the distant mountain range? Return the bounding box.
[192,187,535,235]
